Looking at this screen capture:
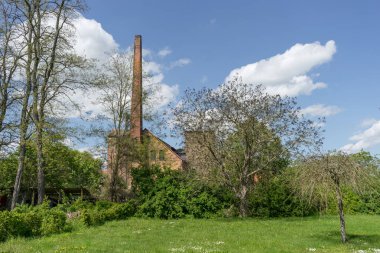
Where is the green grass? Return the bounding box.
[1,215,380,253]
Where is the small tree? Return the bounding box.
[94,52,156,201]
[172,76,322,217]
[292,151,378,243]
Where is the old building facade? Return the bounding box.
[106,35,185,189]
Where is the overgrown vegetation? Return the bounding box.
[132,166,232,219]
[0,0,379,248]
[0,199,137,242]
[0,136,104,197]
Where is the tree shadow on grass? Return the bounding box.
[316,230,380,247]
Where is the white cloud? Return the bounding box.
[149,83,179,109]
[341,120,380,153]
[73,15,119,62]
[300,104,342,117]
[158,47,172,57]
[144,61,161,74]
[169,58,191,69]
[225,40,336,96]
[60,15,179,118]
[360,118,378,128]
[63,87,104,118]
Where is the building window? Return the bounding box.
[159,150,165,161]
[150,150,156,161]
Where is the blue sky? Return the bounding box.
[71,0,380,154]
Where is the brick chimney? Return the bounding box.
[130,35,142,141]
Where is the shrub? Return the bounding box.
[186,184,231,218]
[249,175,317,217]
[40,208,67,235]
[95,200,115,211]
[134,167,230,219]
[0,209,43,241]
[0,211,11,242]
[80,209,105,226]
[104,202,137,221]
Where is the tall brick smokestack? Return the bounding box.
[130,35,142,141]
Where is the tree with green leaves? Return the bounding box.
[94,50,160,201]
[292,151,379,243]
[172,77,322,217]
[9,0,89,208]
[1,136,103,204]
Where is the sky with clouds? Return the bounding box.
[70,0,380,154]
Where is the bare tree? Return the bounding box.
[172,77,322,217]
[11,0,88,207]
[291,151,378,243]
[95,51,156,201]
[0,0,25,150]
[11,0,35,209]
[98,52,134,201]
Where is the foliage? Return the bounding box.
[0,137,103,195]
[172,77,322,217]
[291,151,380,243]
[249,174,317,217]
[0,202,69,242]
[133,166,231,219]
[80,209,106,227]
[0,198,138,242]
[103,202,137,221]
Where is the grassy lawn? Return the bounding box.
[1,215,380,253]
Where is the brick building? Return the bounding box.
[106,35,185,189]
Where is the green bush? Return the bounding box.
[249,175,317,217]
[134,167,230,219]
[95,200,115,211]
[0,204,69,242]
[41,209,67,235]
[187,191,223,218]
[80,209,105,226]
[0,211,11,242]
[0,209,42,241]
[324,187,380,215]
[104,202,137,221]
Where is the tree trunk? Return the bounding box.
[11,143,27,209]
[36,127,45,204]
[10,0,34,210]
[336,188,347,243]
[109,137,122,202]
[238,184,249,217]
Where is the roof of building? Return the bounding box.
[142,128,185,161]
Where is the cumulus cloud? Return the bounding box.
[225,40,336,96]
[360,118,378,128]
[144,66,179,110]
[149,83,179,109]
[169,58,191,69]
[61,15,179,118]
[341,120,380,153]
[63,88,104,118]
[73,15,119,62]
[300,104,342,117]
[158,47,172,57]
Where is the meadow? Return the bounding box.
[1,215,380,253]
